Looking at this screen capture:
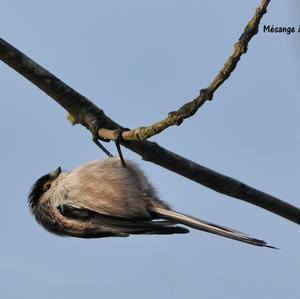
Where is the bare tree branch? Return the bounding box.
[87,0,271,142]
[1,31,300,225]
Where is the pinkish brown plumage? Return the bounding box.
[28,157,276,248]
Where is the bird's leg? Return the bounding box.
[92,132,114,158]
[92,127,129,167]
[114,127,130,168]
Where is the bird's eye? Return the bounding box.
[44,184,51,191]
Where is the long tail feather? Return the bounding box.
[151,207,277,249]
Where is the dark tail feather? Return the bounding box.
[142,225,189,235]
[151,207,277,249]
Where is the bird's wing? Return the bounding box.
[57,204,189,236]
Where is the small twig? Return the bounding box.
[96,0,270,142]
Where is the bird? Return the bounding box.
[28,157,275,248]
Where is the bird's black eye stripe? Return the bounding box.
[28,173,52,209]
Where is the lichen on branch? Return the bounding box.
[108,0,270,142]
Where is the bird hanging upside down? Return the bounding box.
[28,157,276,248]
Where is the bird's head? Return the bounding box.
[28,167,62,211]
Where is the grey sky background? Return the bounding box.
[1,1,299,299]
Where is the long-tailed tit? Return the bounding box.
[28,158,275,248]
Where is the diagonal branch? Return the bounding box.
[1,34,300,226]
[91,0,271,142]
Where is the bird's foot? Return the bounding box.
[114,127,130,168]
[92,130,114,158]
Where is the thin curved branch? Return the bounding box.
[91,0,270,142]
[1,35,300,226]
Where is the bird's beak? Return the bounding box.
[50,166,61,178]
[55,166,62,175]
